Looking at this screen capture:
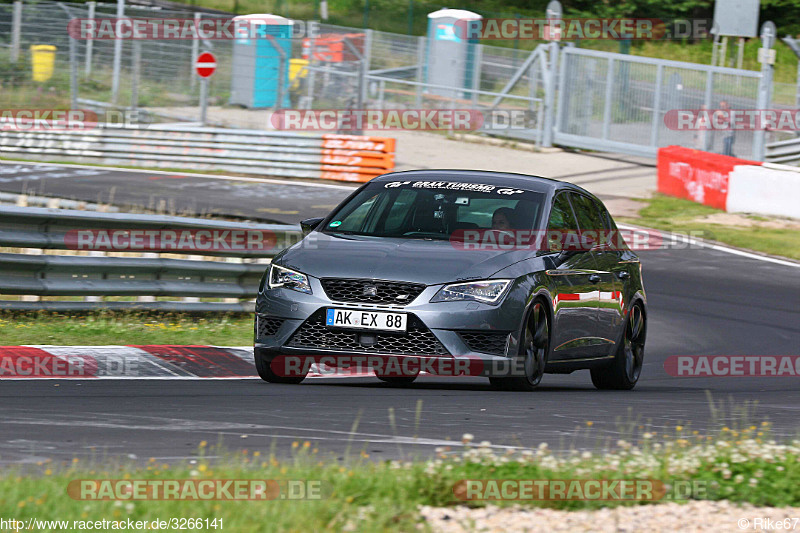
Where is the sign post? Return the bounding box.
[195,51,217,125]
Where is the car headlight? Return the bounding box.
[430,279,511,304]
[268,264,312,294]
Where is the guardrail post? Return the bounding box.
[130,40,141,110]
[11,1,22,63]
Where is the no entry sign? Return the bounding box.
[195,52,217,78]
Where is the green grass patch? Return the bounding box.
[621,194,800,261]
[1,422,799,531]
[0,312,253,346]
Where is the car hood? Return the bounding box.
[276,232,531,285]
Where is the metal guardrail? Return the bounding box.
[0,126,396,183]
[0,205,302,313]
[765,137,800,165]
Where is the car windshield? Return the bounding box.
[322,180,545,240]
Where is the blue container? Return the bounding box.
[230,14,292,108]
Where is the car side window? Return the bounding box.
[569,193,603,232]
[546,193,579,252]
[547,194,578,231]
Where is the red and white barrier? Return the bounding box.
[657,146,800,219]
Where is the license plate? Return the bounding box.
[326,308,407,332]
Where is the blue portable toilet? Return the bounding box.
[230,14,292,108]
[425,9,482,98]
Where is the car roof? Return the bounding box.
[373,169,596,199]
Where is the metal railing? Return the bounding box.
[0,125,395,182]
[0,204,301,312]
[765,137,800,165]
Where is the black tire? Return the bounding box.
[490,301,550,391]
[591,303,646,390]
[376,374,418,385]
[254,350,306,384]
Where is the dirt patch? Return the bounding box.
[692,212,800,230]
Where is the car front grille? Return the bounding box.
[286,310,448,355]
[256,314,285,338]
[459,331,510,355]
[320,278,426,306]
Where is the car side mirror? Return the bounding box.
[300,217,324,236]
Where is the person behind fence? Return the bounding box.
[718,100,735,156]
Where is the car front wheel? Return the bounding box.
[591,303,646,390]
[254,350,307,384]
[490,301,549,391]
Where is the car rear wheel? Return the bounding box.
[591,303,646,390]
[490,301,549,391]
[254,350,307,384]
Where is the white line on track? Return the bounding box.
[617,223,800,269]
[0,160,357,190]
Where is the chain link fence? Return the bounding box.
[0,0,791,159]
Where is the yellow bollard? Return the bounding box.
[289,58,309,90]
[30,44,57,82]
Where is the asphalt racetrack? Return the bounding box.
[1,163,799,464]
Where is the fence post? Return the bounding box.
[415,35,425,107]
[111,0,125,105]
[85,1,95,76]
[471,43,482,107]
[305,37,316,108]
[650,64,663,148]
[541,41,558,147]
[69,25,78,111]
[191,13,201,90]
[601,57,614,140]
[753,21,776,161]
[703,70,714,152]
[360,29,373,107]
[131,40,141,110]
[11,1,22,63]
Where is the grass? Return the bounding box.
[0,312,253,346]
[620,194,800,261]
[1,422,799,531]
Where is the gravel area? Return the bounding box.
[419,501,800,532]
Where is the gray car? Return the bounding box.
[254,170,647,390]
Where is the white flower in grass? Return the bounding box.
[734,474,744,483]
[777,466,785,472]
[581,451,592,459]
[642,432,654,439]
[461,433,474,444]
[722,469,732,479]
[748,478,758,487]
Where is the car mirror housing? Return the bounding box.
[300,217,325,236]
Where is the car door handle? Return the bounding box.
[588,274,601,283]
[616,271,630,280]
